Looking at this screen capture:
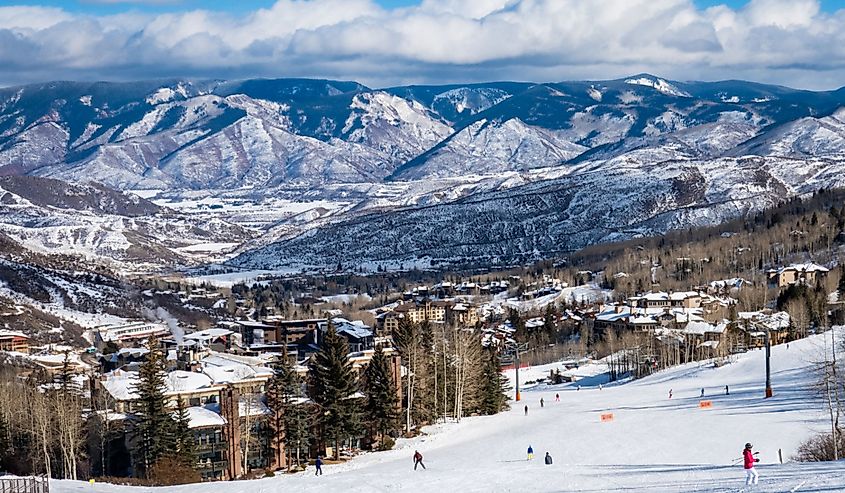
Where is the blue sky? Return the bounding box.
[7,0,845,15]
[1,0,845,89]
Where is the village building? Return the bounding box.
[380,299,451,333]
[94,321,170,345]
[0,329,29,353]
[767,263,830,287]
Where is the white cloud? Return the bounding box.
[0,0,842,89]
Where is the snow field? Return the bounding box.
[53,332,845,492]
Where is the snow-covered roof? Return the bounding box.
[595,306,632,322]
[777,263,829,274]
[201,352,274,384]
[200,396,273,421]
[185,406,226,429]
[115,347,149,359]
[684,321,715,335]
[101,370,140,401]
[185,328,233,342]
[0,330,29,339]
[710,278,746,290]
[167,370,214,393]
[324,317,373,340]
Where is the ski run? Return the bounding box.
[53,331,845,492]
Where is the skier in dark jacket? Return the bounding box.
[540,397,544,408]
[544,452,553,465]
[524,404,529,416]
[315,456,323,475]
[527,445,534,460]
[413,450,426,470]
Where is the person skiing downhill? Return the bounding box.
[669,389,673,399]
[315,456,323,476]
[527,445,534,460]
[743,443,759,485]
[524,405,529,416]
[555,393,560,402]
[544,452,553,465]
[413,450,426,470]
[700,388,705,398]
[725,385,730,395]
[540,398,544,408]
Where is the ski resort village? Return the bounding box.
[4,208,845,492]
[7,0,845,491]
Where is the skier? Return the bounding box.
[315,456,323,476]
[577,385,581,391]
[544,452,553,465]
[725,385,730,395]
[669,389,673,399]
[540,397,544,408]
[743,443,759,486]
[700,388,705,398]
[524,405,529,416]
[599,384,602,390]
[527,445,534,460]
[413,450,426,470]
[555,393,560,402]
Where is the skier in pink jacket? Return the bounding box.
[743,443,759,485]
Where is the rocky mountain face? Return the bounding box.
[2,75,845,272]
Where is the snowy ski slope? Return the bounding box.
[54,332,845,492]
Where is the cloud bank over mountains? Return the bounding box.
[1,0,844,88]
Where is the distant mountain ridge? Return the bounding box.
[2,74,845,271]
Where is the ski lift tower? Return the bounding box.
[505,341,530,401]
[751,320,773,398]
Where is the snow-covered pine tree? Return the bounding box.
[133,336,174,476]
[309,322,361,460]
[363,344,400,445]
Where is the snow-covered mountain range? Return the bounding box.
[2,74,845,271]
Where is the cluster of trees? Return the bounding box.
[0,355,86,480]
[131,337,199,483]
[264,323,403,465]
[797,328,845,462]
[579,189,845,297]
[392,318,510,433]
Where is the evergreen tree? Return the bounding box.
[543,304,557,343]
[133,336,174,476]
[172,397,196,468]
[56,351,77,397]
[478,348,510,415]
[508,308,526,343]
[363,345,400,443]
[309,323,361,459]
[267,355,312,468]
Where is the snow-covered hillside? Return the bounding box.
[3,75,845,271]
[0,176,252,268]
[51,332,845,492]
[394,118,586,179]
